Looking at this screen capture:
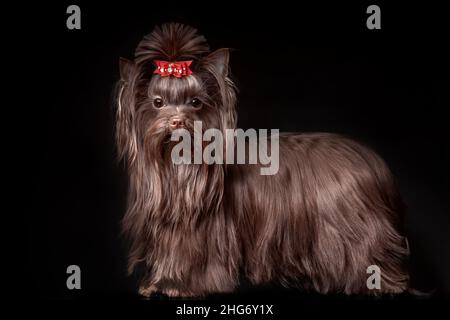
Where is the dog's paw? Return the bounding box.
[138,284,158,298]
[162,287,194,298]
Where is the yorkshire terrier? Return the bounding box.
[115,23,409,297]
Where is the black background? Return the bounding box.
[27,1,449,306]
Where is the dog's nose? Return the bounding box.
[169,117,185,129]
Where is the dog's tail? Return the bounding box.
[404,237,435,298]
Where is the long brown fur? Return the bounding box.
[115,23,409,297]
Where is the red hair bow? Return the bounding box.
[153,60,193,78]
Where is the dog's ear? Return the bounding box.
[119,57,136,82]
[203,48,230,78]
[200,48,237,130]
[116,57,138,164]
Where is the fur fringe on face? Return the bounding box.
[115,22,409,297]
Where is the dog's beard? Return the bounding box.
[141,117,224,226]
[144,117,198,163]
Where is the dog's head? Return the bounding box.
[116,23,236,165]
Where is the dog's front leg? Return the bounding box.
[138,283,159,298]
[161,287,195,298]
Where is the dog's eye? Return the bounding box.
[153,98,164,108]
[190,98,202,109]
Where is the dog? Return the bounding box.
[115,23,409,297]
